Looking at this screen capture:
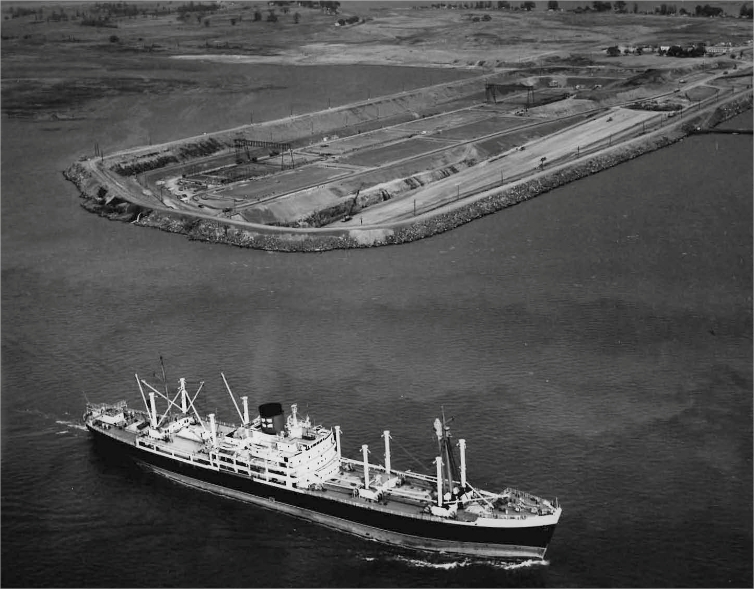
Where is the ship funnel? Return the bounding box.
[259,403,285,435]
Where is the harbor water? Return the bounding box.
[1,64,752,587]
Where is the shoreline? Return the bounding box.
[64,95,752,253]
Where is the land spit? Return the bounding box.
[65,85,752,253]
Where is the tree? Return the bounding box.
[695,4,723,17]
[521,1,535,10]
[253,8,262,21]
[606,45,621,56]
[267,9,277,21]
[294,11,300,23]
[547,0,558,9]
[614,0,626,12]
[633,2,638,12]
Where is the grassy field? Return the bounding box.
[4,2,750,122]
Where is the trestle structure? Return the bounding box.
[234,138,294,169]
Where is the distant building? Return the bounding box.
[706,46,728,54]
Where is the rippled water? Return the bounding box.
[2,63,752,587]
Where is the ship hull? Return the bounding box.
[88,425,556,559]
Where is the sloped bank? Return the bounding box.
[64,95,752,253]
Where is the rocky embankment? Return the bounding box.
[64,163,147,222]
[64,94,753,253]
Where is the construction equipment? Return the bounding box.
[342,187,362,222]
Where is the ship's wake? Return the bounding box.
[492,558,550,570]
[13,409,88,433]
[55,420,88,432]
[364,554,549,570]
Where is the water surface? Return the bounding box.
[2,63,752,587]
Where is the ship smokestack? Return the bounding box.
[259,403,285,435]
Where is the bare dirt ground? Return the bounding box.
[339,106,660,225]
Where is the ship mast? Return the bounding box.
[434,408,459,500]
[221,373,245,424]
[160,356,169,399]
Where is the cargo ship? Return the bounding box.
[84,370,561,559]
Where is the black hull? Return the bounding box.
[88,426,557,559]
